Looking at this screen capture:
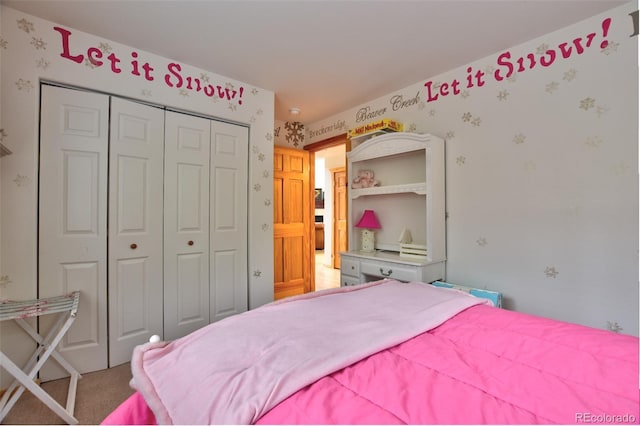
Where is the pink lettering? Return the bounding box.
[54,26,83,63]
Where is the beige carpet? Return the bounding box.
[2,363,135,425]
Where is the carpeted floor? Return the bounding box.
[2,362,134,425]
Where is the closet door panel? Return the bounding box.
[39,85,109,378]
[108,97,164,366]
[210,122,248,322]
[164,112,211,340]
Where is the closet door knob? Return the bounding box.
[188,240,194,246]
[130,243,138,249]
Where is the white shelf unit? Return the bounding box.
[341,132,446,285]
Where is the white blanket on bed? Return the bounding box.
[130,280,487,425]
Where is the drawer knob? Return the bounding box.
[188,240,194,246]
[379,268,392,277]
[130,243,138,250]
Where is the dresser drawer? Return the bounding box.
[341,258,360,277]
[360,261,418,282]
[341,275,362,287]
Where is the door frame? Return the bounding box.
[304,133,349,275]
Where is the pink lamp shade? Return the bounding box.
[355,210,381,229]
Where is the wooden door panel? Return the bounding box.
[333,169,348,269]
[273,147,311,300]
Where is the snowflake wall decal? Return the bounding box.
[261,223,270,231]
[461,112,472,122]
[251,88,259,95]
[584,136,603,148]
[456,156,466,166]
[36,58,50,70]
[563,69,577,82]
[406,123,417,132]
[99,42,113,53]
[84,58,98,69]
[13,174,31,187]
[497,90,509,101]
[0,129,7,142]
[253,183,262,192]
[536,43,550,55]
[606,321,623,333]
[523,160,537,172]
[17,18,35,33]
[476,237,487,247]
[227,103,237,112]
[513,133,526,144]
[445,131,455,140]
[428,109,436,117]
[15,79,34,91]
[265,132,273,142]
[253,270,262,277]
[545,82,559,94]
[0,275,12,286]
[141,89,152,98]
[200,73,210,83]
[262,170,270,178]
[0,38,8,49]
[30,37,47,50]
[579,97,596,110]
[179,89,189,97]
[471,117,481,127]
[460,90,470,99]
[285,121,304,147]
[544,266,559,278]
[258,153,265,161]
[601,40,619,55]
[264,199,272,207]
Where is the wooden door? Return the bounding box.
[163,111,211,340]
[108,97,164,366]
[209,121,249,322]
[274,147,312,299]
[39,84,109,378]
[332,168,348,269]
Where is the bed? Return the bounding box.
[102,280,639,425]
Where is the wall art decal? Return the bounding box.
[607,321,623,333]
[461,112,482,127]
[253,183,262,192]
[544,266,559,278]
[423,16,632,104]
[307,119,346,140]
[1,38,8,49]
[15,79,34,91]
[611,161,630,175]
[445,131,455,140]
[30,37,46,50]
[579,97,596,110]
[262,170,269,179]
[545,82,560,94]
[53,25,246,104]
[563,69,578,81]
[36,58,50,70]
[476,237,488,247]
[497,90,509,100]
[456,156,466,166]
[264,199,271,207]
[523,160,537,172]
[141,89,152,97]
[585,136,603,148]
[0,128,7,142]
[17,18,34,33]
[261,223,270,231]
[13,174,31,187]
[0,275,12,287]
[265,132,273,142]
[513,133,526,144]
[284,121,304,147]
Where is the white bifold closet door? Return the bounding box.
[39,85,110,378]
[107,97,164,366]
[39,84,249,377]
[163,114,249,339]
[39,86,164,376]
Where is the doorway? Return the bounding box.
[308,140,347,291]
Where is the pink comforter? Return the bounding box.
[128,280,487,424]
[104,284,639,425]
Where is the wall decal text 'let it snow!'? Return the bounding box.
[53,26,245,104]
[424,13,639,103]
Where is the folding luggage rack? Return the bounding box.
[0,291,81,424]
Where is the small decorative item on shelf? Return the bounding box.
[355,209,381,252]
[400,243,428,259]
[397,228,413,244]
[351,169,380,189]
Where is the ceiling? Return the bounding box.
[2,0,627,124]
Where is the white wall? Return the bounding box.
[306,2,639,335]
[0,6,275,381]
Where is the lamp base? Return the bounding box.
[360,229,376,252]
